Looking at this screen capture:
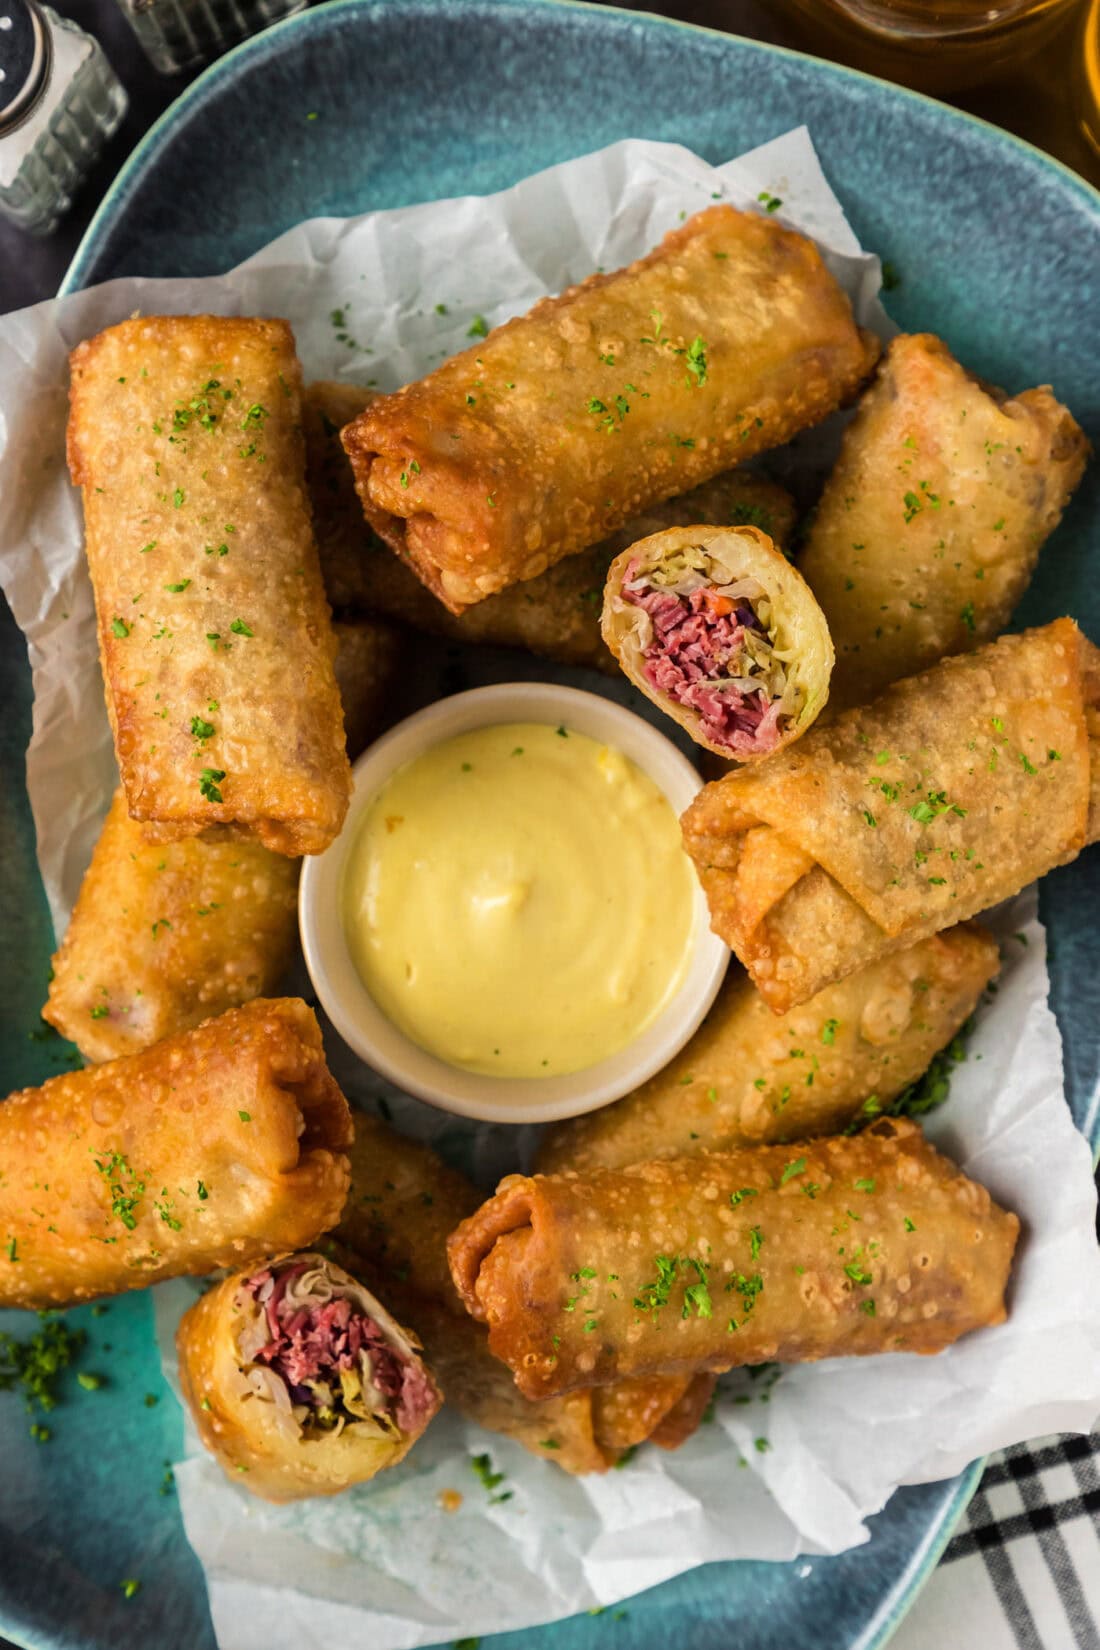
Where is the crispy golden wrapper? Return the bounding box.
[334,1118,708,1473]
[341,206,878,613]
[67,316,351,855]
[306,380,796,672]
[0,999,352,1309]
[682,620,1100,1012]
[799,334,1089,709]
[42,789,299,1063]
[602,524,833,759]
[448,1119,1019,1401]
[177,1250,442,1502]
[537,926,998,1173]
[332,618,401,758]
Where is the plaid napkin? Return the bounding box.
[892,1434,1100,1650]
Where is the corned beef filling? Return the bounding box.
[622,557,791,754]
[244,1262,435,1434]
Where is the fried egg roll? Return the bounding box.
[335,1118,709,1473]
[602,524,833,759]
[42,790,299,1063]
[448,1119,1019,1401]
[67,316,351,855]
[177,1250,442,1502]
[0,999,352,1309]
[798,334,1089,709]
[537,925,998,1174]
[341,205,878,614]
[306,381,797,672]
[682,619,1100,1012]
[332,618,401,758]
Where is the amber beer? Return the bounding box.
[778,0,1083,92]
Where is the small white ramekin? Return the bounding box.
[299,682,728,1126]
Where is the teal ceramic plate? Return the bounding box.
[1,2,1097,1647]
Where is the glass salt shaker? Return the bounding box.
[116,0,309,75]
[0,0,127,236]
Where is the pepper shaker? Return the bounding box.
[115,0,309,75]
[0,0,127,236]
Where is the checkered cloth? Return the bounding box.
[892,1434,1100,1650]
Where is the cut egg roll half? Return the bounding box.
[177,1250,442,1502]
[602,524,834,760]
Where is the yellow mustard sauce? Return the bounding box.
[341,721,696,1078]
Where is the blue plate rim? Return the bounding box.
[59,0,1100,298]
[43,4,1098,1648]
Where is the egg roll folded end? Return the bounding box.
[682,619,1100,1011]
[177,1250,443,1502]
[603,523,833,759]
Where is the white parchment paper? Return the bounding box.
[1,130,1098,1650]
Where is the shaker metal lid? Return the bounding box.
[0,0,51,134]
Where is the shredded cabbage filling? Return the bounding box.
[236,1260,434,1441]
[621,548,802,754]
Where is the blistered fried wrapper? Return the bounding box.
[2,131,1099,1650]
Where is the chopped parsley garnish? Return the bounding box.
[110,617,130,639]
[854,1178,875,1193]
[172,488,185,509]
[729,1187,757,1209]
[844,1262,873,1286]
[748,1225,764,1261]
[199,768,225,804]
[467,315,489,338]
[756,191,782,212]
[959,601,976,633]
[821,1019,839,1046]
[229,618,254,637]
[908,790,966,825]
[683,335,707,387]
[94,1151,144,1230]
[120,1579,141,1600]
[1019,752,1038,775]
[633,1254,711,1319]
[164,580,191,594]
[859,1300,877,1317]
[470,1452,511,1503]
[196,1181,209,1200]
[190,715,215,740]
[238,1111,251,1123]
[780,1158,807,1185]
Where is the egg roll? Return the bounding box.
[41,790,298,1063]
[0,999,352,1309]
[306,381,797,672]
[448,1118,1019,1401]
[602,524,833,759]
[177,1250,442,1502]
[537,925,998,1174]
[332,618,401,758]
[682,619,1100,1012]
[341,205,878,614]
[798,334,1089,709]
[335,1117,710,1473]
[67,316,351,855]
